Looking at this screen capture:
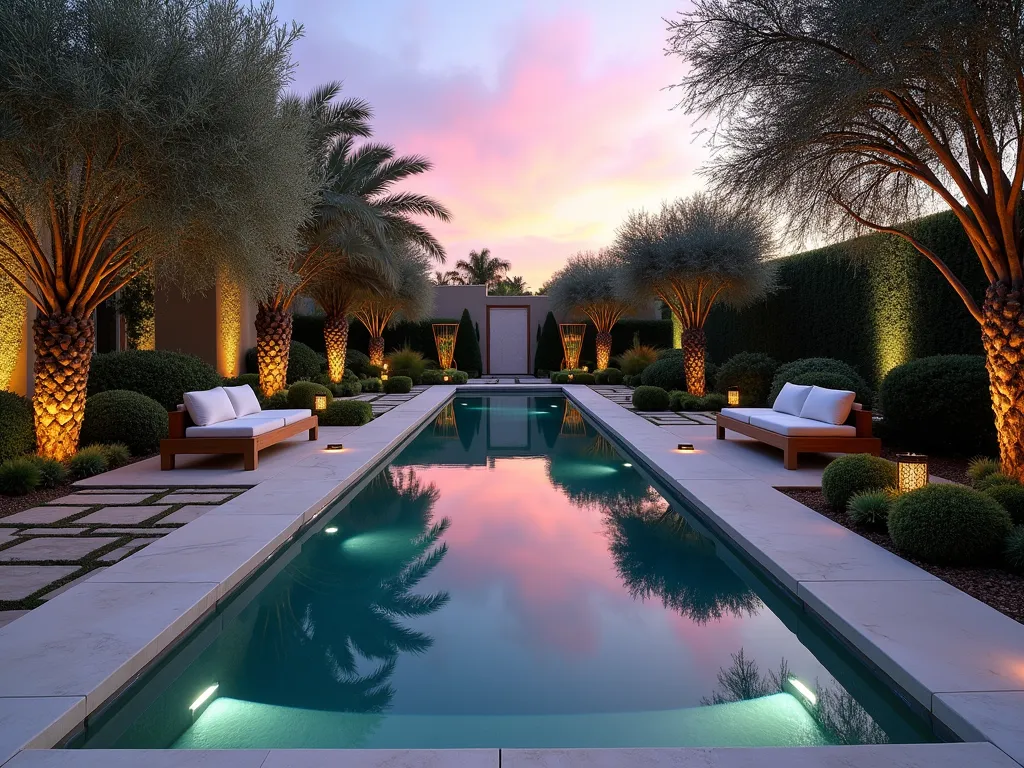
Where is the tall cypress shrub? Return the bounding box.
[453,309,483,376]
[535,312,563,374]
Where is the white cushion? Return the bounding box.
[799,386,856,425]
[241,408,311,426]
[185,417,286,438]
[719,408,769,425]
[183,387,236,426]
[773,383,813,416]
[223,384,262,417]
[749,412,856,437]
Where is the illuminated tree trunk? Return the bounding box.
[369,336,385,367]
[33,313,94,461]
[324,312,349,383]
[681,327,706,397]
[255,304,292,397]
[982,283,1024,481]
[596,331,613,371]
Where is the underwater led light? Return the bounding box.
[551,405,558,408]
[623,462,632,468]
[189,684,219,713]
[324,527,338,534]
[787,677,817,706]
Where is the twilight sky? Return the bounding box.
[275,0,707,291]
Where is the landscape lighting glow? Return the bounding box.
[189,684,219,713]
[623,462,632,468]
[324,527,338,534]
[677,443,695,452]
[788,677,817,706]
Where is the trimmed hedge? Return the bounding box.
[80,390,168,456]
[768,357,872,407]
[888,484,1013,566]
[551,370,596,384]
[640,356,684,391]
[359,377,383,393]
[821,454,898,509]
[454,309,483,377]
[287,341,326,383]
[534,312,563,374]
[287,381,333,411]
[319,400,373,426]
[88,350,221,410]
[878,355,995,455]
[223,373,262,393]
[328,369,361,398]
[704,211,988,386]
[0,391,34,464]
[715,352,778,406]
[983,483,1024,525]
[632,385,670,411]
[345,349,372,378]
[384,376,413,394]
[594,368,624,385]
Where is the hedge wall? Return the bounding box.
[704,212,987,385]
[292,314,460,366]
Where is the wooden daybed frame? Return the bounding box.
[715,408,881,470]
[161,410,319,471]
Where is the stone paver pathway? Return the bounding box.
[0,485,247,614]
[345,385,430,417]
[590,385,718,426]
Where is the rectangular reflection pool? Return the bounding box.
[76,395,934,750]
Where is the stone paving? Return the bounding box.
[352,385,431,416]
[0,486,247,621]
[591,385,718,426]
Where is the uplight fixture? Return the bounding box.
[326,443,344,452]
[189,684,219,714]
[314,394,327,411]
[896,453,929,493]
[677,443,695,452]
[325,526,339,534]
[623,462,632,468]
[786,677,817,706]
[727,388,740,406]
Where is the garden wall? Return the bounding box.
[704,212,988,385]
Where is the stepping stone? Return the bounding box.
[0,530,16,546]
[98,542,149,563]
[14,529,94,536]
[40,568,107,600]
[75,505,171,525]
[1,507,90,525]
[0,610,29,628]
[0,537,113,562]
[51,493,153,505]
[153,505,212,525]
[91,528,169,536]
[74,488,168,494]
[166,488,247,494]
[0,565,80,600]
[160,493,232,504]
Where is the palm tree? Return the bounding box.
[489,275,532,296]
[256,82,375,396]
[454,248,510,288]
[433,270,464,286]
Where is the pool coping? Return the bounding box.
[0,385,1020,767]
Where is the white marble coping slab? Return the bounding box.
[934,692,1024,766]
[0,699,85,767]
[4,749,499,768]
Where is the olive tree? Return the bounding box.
[616,194,777,396]
[547,249,637,370]
[668,0,1024,476]
[0,0,315,458]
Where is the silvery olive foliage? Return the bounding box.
[547,249,637,322]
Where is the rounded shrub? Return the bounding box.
[699,393,727,411]
[716,353,778,405]
[421,369,446,385]
[1006,526,1024,571]
[669,390,702,411]
[640,357,685,391]
[328,369,361,397]
[632,385,670,411]
[88,350,222,410]
[68,446,108,480]
[975,472,1018,492]
[595,368,624,385]
[359,377,382,393]
[967,457,1002,487]
[261,390,290,410]
[80,390,168,456]
[319,400,373,427]
[622,374,640,387]
[878,355,995,454]
[982,483,1024,525]
[345,349,372,378]
[287,341,326,384]
[287,381,333,411]
[888,484,1013,566]
[787,371,865,400]
[821,454,898,509]
[0,390,35,464]
[384,376,413,394]
[223,373,262,392]
[448,370,469,384]
[846,489,893,529]
[0,457,41,496]
[769,357,871,407]
[28,456,67,489]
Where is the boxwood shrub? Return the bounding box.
[967,457,1002,486]
[983,482,1024,525]
[88,350,222,410]
[0,390,34,464]
[768,357,872,407]
[384,376,413,394]
[632,385,670,411]
[287,341,327,384]
[261,391,291,410]
[551,370,596,384]
[640,357,685,391]
[319,400,373,427]
[878,355,995,455]
[422,369,467,385]
[669,390,701,411]
[328,369,361,398]
[359,377,383,393]
[595,368,624,385]
[0,457,41,496]
[888,484,1013,566]
[287,381,333,411]
[975,472,1019,492]
[222,373,262,392]
[345,349,372,378]
[821,454,898,509]
[80,390,169,455]
[715,352,778,405]
[1006,526,1024,571]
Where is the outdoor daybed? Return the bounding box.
[716,383,880,470]
[160,384,318,471]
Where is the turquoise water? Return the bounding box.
[78,395,933,749]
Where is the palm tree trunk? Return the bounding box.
[681,327,707,397]
[255,304,292,397]
[369,336,385,368]
[982,283,1024,480]
[324,312,349,383]
[596,331,613,371]
[33,313,94,460]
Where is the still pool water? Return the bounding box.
[78,395,933,749]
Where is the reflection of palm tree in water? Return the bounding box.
[233,466,451,716]
[547,433,651,510]
[703,648,889,745]
[604,495,762,625]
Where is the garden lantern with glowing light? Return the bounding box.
[728,388,740,406]
[896,454,929,493]
[314,394,327,411]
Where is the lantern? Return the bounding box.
[443,374,450,383]
[896,453,929,493]
[728,388,740,406]
[568,373,575,382]
[314,394,327,411]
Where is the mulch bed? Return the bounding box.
[782,488,1024,625]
